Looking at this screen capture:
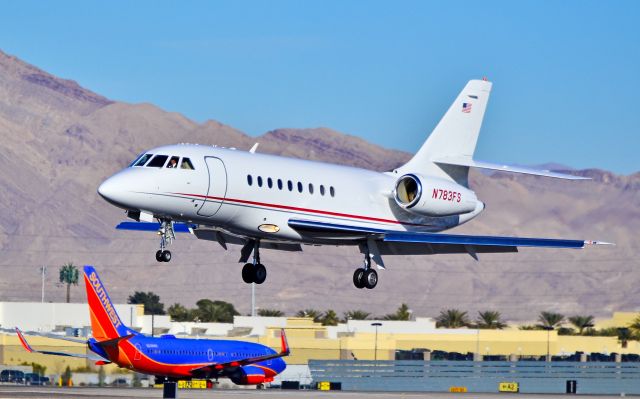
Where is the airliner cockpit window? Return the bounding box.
[146,155,169,168]
[181,158,194,170]
[166,156,180,168]
[133,153,153,167]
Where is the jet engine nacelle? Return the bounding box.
[394,174,479,217]
[228,366,266,385]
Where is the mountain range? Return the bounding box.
[0,49,638,321]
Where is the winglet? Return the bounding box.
[280,329,290,355]
[584,240,615,246]
[249,143,259,154]
[15,328,34,353]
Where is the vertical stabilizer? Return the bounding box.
[83,265,129,341]
[396,79,492,186]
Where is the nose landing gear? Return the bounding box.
[353,252,378,289]
[241,240,267,284]
[155,219,174,263]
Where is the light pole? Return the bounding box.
[543,326,554,361]
[371,322,382,365]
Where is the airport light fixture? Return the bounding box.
[371,322,382,365]
[542,326,554,361]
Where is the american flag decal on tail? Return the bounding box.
[462,102,472,113]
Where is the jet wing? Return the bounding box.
[190,329,289,375]
[116,222,194,232]
[288,219,609,255]
[15,328,107,362]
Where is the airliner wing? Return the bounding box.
[433,157,590,180]
[190,329,290,374]
[15,328,107,362]
[288,219,609,255]
[116,222,194,232]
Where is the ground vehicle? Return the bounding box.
[25,372,42,385]
[0,369,25,383]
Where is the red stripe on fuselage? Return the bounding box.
[173,192,425,227]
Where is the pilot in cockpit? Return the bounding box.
[167,157,178,168]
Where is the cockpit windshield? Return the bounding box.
[132,154,153,167]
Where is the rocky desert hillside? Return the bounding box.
[0,49,637,321]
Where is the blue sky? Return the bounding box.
[1,1,638,174]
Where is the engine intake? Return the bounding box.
[393,174,479,217]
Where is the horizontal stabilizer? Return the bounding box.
[116,222,194,232]
[15,328,107,361]
[434,157,589,180]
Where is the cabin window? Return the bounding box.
[320,185,325,196]
[287,180,293,191]
[297,182,303,193]
[166,156,180,169]
[133,153,153,167]
[247,175,253,186]
[308,183,314,194]
[277,179,283,190]
[147,155,169,168]
[257,176,263,187]
[267,177,273,188]
[330,186,335,197]
[181,158,194,170]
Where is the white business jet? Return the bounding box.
[98,79,606,289]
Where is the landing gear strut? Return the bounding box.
[155,219,174,263]
[241,240,267,284]
[353,251,378,289]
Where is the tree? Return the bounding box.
[629,314,640,337]
[168,303,196,322]
[537,311,565,329]
[343,310,371,321]
[382,304,412,321]
[195,299,239,323]
[436,309,470,328]
[296,309,322,322]
[618,328,632,348]
[568,315,595,335]
[320,310,339,326]
[59,263,79,303]
[128,292,165,315]
[476,311,507,329]
[258,309,284,317]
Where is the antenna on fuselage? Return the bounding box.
[249,143,259,154]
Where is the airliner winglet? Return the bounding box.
[98,78,611,289]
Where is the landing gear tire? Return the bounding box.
[363,269,378,289]
[353,268,366,289]
[254,264,267,284]
[161,250,172,262]
[242,263,255,284]
[155,250,163,262]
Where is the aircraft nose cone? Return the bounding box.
[97,178,115,201]
[98,173,131,208]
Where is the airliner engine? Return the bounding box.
[228,365,267,385]
[393,174,480,217]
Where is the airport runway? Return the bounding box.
[0,386,633,399]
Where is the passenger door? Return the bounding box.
[197,157,227,217]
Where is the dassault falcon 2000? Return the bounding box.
[98,79,608,289]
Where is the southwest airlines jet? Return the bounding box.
[16,266,289,386]
[97,79,608,289]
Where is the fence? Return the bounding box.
[309,360,640,394]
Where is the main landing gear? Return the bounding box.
[155,219,174,263]
[353,252,378,289]
[241,240,267,284]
